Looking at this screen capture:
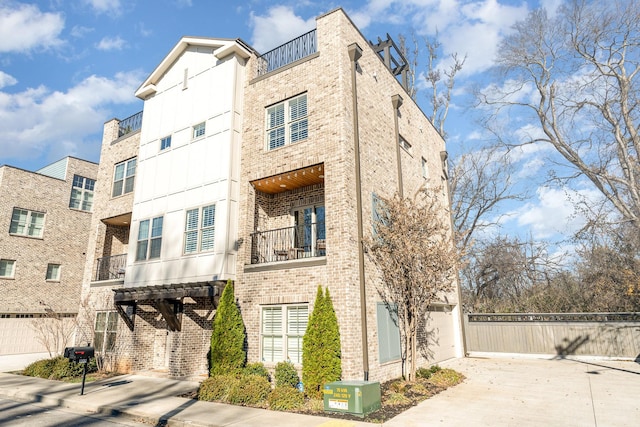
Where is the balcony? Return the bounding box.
[94,253,127,281]
[256,29,317,77]
[250,223,325,264]
[118,111,143,138]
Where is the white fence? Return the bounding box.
[465,313,640,359]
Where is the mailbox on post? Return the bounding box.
[64,347,95,364]
[63,346,95,395]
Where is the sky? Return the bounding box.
[0,0,588,249]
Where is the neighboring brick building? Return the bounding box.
[79,8,463,381]
[0,157,98,355]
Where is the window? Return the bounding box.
[371,193,388,237]
[193,122,206,139]
[266,94,308,150]
[112,158,136,197]
[399,136,411,152]
[136,216,163,261]
[184,205,216,254]
[160,135,172,150]
[421,157,428,179]
[9,208,45,238]
[377,302,401,363]
[0,260,15,278]
[46,264,61,281]
[69,175,95,211]
[94,311,118,353]
[292,205,325,257]
[261,305,308,364]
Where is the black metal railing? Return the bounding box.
[94,253,127,281]
[250,222,325,264]
[118,111,143,137]
[256,29,317,77]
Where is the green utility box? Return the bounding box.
[323,380,381,417]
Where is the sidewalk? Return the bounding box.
[0,356,638,426]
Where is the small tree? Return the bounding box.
[210,280,246,375]
[368,191,458,381]
[302,286,341,399]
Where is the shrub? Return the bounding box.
[427,368,465,387]
[23,358,55,379]
[198,374,240,402]
[388,379,409,394]
[386,392,411,406]
[227,374,271,406]
[268,386,305,411]
[416,364,441,380]
[302,286,341,399]
[274,361,299,388]
[210,281,246,375]
[244,362,270,380]
[23,356,97,380]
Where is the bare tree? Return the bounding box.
[480,0,640,230]
[450,144,526,254]
[367,190,458,381]
[30,305,75,357]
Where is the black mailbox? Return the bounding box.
[64,346,95,363]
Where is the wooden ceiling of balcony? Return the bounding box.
[251,163,324,194]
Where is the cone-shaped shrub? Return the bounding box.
[302,285,342,399]
[210,280,246,375]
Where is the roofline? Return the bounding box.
[135,37,254,99]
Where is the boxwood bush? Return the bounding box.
[268,386,305,411]
[23,356,96,380]
[274,361,299,388]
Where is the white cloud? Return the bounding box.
[96,36,126,51]
[0,71,143,163]
[249,5,316,53]
[510,185,602,240]
[0,71,17,89]
[71,25,94,38]
[0,3,64,53]
[83,0,122,14]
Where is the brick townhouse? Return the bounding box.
[0,157,98,355]
[78,8,463,381]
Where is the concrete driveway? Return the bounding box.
[386,356,640,427]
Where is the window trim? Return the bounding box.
[260,304,308,365]
[0,259,16,279]
[135,216,164,261]
[45,263,61,281]
[265,93,308,150]
[9,208,45,239]
[94,311,118,353]
[69,174,95,212]
[112,158,137,198]
[183,204,216,255]
[399,135,412,153]
[192,122,206,140]
[160,135,172,151]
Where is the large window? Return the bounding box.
[0,260,15,278]
[69,175,95,211]
[46,264,61,281]
[9,208,45,238]
[261,305,308,364]
[136,216,163,261]
[94,311,118,353]
[377,302,402,363]
[112,158,136,197]
[184,205,216,254]
[292,205,325,257]
[266,94,308,150]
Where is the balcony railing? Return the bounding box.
[256,29,317,77]
[118,111,143,138]
[94,253,127,281]
[250,223,325,264]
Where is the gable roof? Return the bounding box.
[135,37,253,99]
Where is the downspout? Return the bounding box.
[348,42,369,381]
[391,94,404,198]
